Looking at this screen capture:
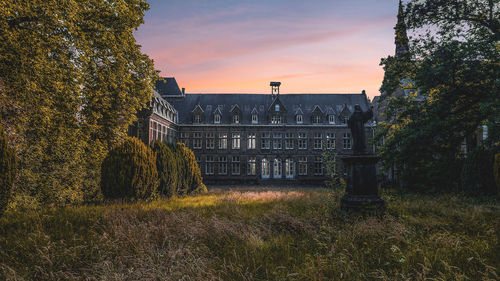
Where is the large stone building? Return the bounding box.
[136,79,376,185]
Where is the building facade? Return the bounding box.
[128,90,179,145]
[148,79,374,184]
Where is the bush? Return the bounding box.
[177,143,207,195]
[152,141,178,197]
[0,122,16,217]
[461,147,496,194]
[100,137,158,200]
[494,153,500,194]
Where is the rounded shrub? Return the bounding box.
[0,122,16,217]
[177,143,207,195]
[152,141,178,197]
[101,137,158,200]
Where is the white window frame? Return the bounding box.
[232,133,241,149]
[214,114,221,124]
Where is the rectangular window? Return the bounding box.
[206,133,215,149]
[214,114,221,124]
[296,115,303,124]
[329,115,335,124]
[261,132,271,149]
[247,133,256,149]
[232,133,241,149]
[298,157,308,175]
[205,156,214,175]
[271,115,282,124]
[313,115,321,124]
[219,133,228,149]
[326,133,335,149]
[231,156,240,175]
[193,132,202,149]
[218,156,227,175]
[273,132,282,150]
[314,132,322,150]
[247,157,256,175]
[180,132,189,147]
[314,156,323,175]
[343,132,352,149]
[285,133,294,149]
[298,132,307,149]
[194,115,201,124]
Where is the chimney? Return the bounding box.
[182,88,185,95]
[270,81,281,99]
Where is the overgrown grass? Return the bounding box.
[0,188,498,280]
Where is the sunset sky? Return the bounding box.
[134,0,400,99]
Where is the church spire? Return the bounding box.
[394,0,409,57]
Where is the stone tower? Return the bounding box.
[395,0,409,58]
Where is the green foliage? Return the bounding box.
[321,150,344,189]
[176,143,207,195]
[0,189,498,280]
[0,1,158,206]
[461,147,496,194]
[152,141,178,197]
[100,137,158,200]
[376,0,499,191]
[494,153,500,194]
[0,122,16,217]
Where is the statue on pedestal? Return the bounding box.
[340,103,383,212]
[348,104,373,155]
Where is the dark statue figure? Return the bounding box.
[348,104,373,155]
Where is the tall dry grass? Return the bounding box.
[0,188,498,280]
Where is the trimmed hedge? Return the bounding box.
[101,137,158,200]
[0,122,16,217]
[152,141,206,197]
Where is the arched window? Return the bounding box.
[261,158,270,179]
[273,158,282,178]
[296,114,303,124]
[252,114,258,124]
[275,104,280,111]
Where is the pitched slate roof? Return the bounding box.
[155,77,183,97]
[167,93,370,125]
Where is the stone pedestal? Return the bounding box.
[341,155,384,212]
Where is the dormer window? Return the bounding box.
[313,115,321,124]
[214,114,221,124]
[341,116,348,124]
[194,114,201,124]
[233,115,240,124]
[275,104,280,111]
[328,115,335,124]
[252,114,258,124]
[296,115,303,124]
[271,115,282,124]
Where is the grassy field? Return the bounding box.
[0,187,498,280]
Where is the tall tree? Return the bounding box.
[0,0,158,204]
[377,0,499,191]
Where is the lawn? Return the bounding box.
[0,187,498,280]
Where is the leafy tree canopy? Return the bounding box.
[0,0,158,205]
[377,0,499,191]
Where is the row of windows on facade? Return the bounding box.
[153,102,177,123]
[199,156,328,177]
[179,132,352,150]
[197,112,347,125]
[148,120,176,143]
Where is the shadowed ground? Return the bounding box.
[0,187,498,280]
